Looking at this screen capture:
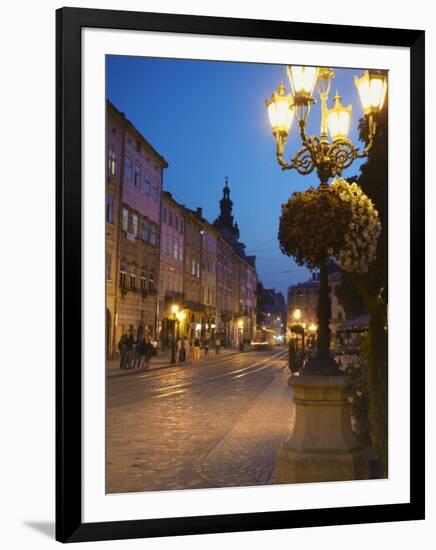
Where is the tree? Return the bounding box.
[335,95,389,475]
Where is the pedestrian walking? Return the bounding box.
[125,333,134,368]
[179,340,186,362]
[151,338,158,358]
[118,334,128,369]
[193,339,201,361]
[215,337,221,354]
[184,337,191,360]
[138,338,151,369]
[204,339,209,356]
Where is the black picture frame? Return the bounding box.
[56,7,425,543]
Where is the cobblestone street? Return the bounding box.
[106,348,294,493]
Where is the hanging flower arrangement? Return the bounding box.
[278,185,352,270]
[331,178,381,273]
[278,178,381,274]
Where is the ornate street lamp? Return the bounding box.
[266,66,387,375]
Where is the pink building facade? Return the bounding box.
[107,101,168,352]
[158,191,185,346]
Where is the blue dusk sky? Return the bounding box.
[107,56,368,299]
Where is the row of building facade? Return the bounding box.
[287,266,346,349]
[106,101,257,357]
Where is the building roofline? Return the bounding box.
[107,100,169,169]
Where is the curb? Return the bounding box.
[107,350,244,379]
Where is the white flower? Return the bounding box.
[331,178,382,274]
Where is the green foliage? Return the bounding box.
[334,272,366,319]
[335,101,389,475]
[357,106,388,295]
[363,297,388,476]
[288,339,297,373]
[279,186,352,270]
[289,323,305,336]
[346,349,371,446]
[288,340,306,373]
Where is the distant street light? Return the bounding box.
[170,304,182,364]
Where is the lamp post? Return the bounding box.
[292,308,303,350]
[237,319,244,351]
[267,66,386,483]
[170,304,183,364]
[308,322,318,349]
[266,66,387,375]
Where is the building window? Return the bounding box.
[167,236,172,256]
[122,208,128,232]
[140,270,147,290]
[106,253,112,280]
[119,263,127,287]
[150,225,157,246]
[192,259,196,276]
[144,174,151,195]
[134,165,141,188]
[178,245,183,262]
[125,157,132,181]
[180,219,184,234]
[142,220,149,242]
[169,211,173,226]
[196,262,200,278]
[132,214,138,236]
[152,184,159,202]
[174,241,178,260]
[108,146,116,176]
[106,194,114,223]
[130,268,136,289]
[175,215,178,231]
[149,271,155,291]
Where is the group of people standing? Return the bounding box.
[118,334,158,370]
[117,334,224,370]
[176,336,223,362]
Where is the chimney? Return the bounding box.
[196,207,203,218]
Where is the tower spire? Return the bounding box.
[213,176,240,244]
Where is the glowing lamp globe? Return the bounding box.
[265,82,294,136]
[327,92,352,142]
[354,70,387,116]
[287,66,319,103]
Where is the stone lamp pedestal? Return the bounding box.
[277,374,371,484]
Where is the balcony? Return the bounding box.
[164,291,184,304]
[184,300,204,313]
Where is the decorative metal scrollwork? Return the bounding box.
[277,130,372,183]
[329,139,356,175]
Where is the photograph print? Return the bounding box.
[105,55,388,494]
